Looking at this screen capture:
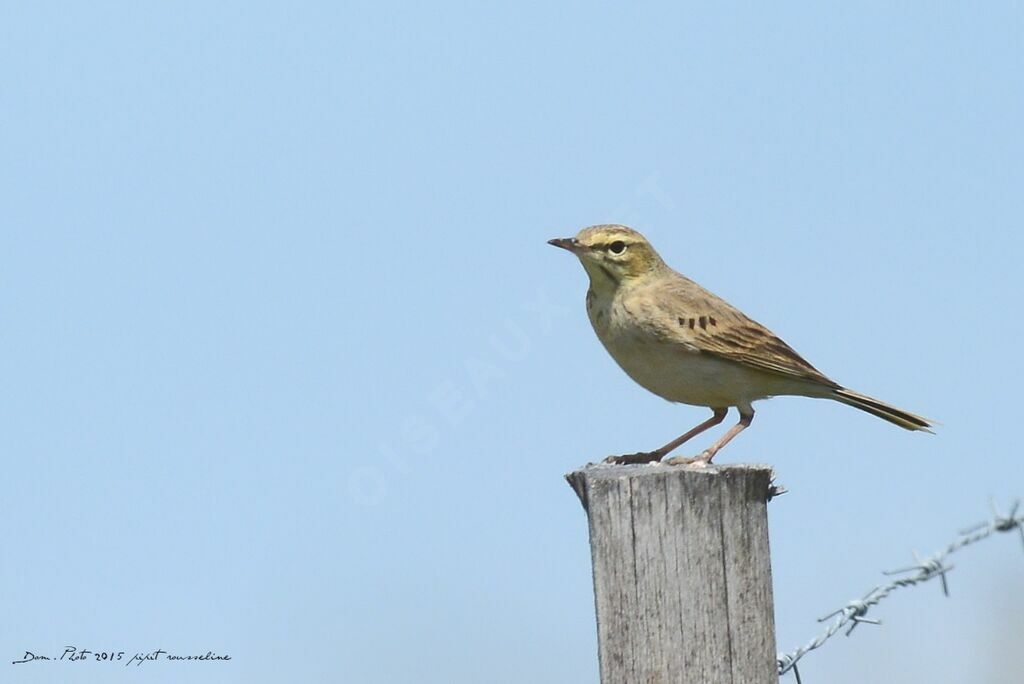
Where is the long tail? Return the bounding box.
[832,388,934,433]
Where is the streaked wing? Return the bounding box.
[642,274,838,388]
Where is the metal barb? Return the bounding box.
[883,551,953,597]
[815,590,883,637]
[817,588,873,621]
[844,598,882,635]
[990,500,1024,551]
[983,499,1024,552]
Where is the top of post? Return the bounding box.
[564,462,777,511]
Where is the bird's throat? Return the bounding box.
[581,259,621,297]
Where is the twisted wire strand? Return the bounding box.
[777,500,1024,679]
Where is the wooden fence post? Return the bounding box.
[566,463,777,684]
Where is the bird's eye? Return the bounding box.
[609,240,627,254]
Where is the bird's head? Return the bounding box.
[548,224,666,292]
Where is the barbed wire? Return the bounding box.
[777,500,1024,682]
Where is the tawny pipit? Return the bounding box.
[549,224,932,465]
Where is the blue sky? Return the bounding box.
[2,2,1022,683]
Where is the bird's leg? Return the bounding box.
[605,408,728,464]
[665,408,754,466]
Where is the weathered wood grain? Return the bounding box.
[566,464,777,684]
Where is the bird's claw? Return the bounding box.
[662,450,715,467]
[603,451,662,465]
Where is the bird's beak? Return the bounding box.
[548,237,579,252]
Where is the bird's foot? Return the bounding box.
[662,450,715,467]
[603,451,663,465]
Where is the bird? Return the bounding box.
[548,224,932,465]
